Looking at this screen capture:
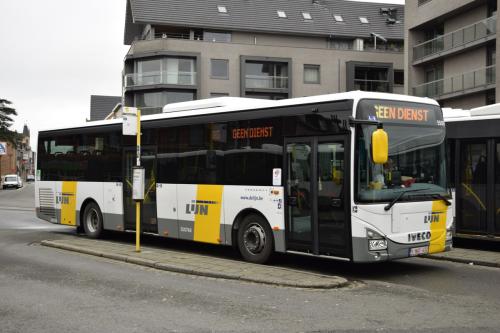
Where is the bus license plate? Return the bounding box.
[409,246,428,257]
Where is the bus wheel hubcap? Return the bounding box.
[86,209,99,233]
[243,223,266,254]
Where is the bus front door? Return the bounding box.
[123,147,158,233]
[285,136,350,258]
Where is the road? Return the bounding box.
[1,184,500,332]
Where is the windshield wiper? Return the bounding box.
[384,188,432,211]
[409,192,452,206]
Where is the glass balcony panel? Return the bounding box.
[463,72,475,90]
[463,25,475,44]
[475,70,487,86]
[487,67,496,84]
[245,75,288,89]
[353,80,390,92]
[476,21,488,39]
[452,30,464,47]
[125,71,196,87]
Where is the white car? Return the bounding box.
[3,174,23,189]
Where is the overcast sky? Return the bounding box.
[0,0,404,149]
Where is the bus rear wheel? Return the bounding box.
[237,214,273,264]
[83,202,103,239]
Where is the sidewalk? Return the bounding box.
[41,237,348,289]
[425,247,500,268]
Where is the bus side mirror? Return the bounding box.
[372,126,388,164]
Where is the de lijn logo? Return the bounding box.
[424,212,441,224]
[185,200,218,216]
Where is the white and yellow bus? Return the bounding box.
[36,92,453,263]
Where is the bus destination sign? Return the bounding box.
[357,99,443,126]
[232,126,274,140]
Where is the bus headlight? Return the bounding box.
[369,239,388,251]
[367,229,388,251]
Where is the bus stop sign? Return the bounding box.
[123,107,138,136]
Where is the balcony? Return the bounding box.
[413,16,496,64]
[245,75,289,90]
[354,79,390,93]
[125,71,197,88]
[413,65,496,99]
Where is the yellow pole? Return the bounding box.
[136,109,141,253]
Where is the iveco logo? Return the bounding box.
[185,200,218,216]
[424,212,440,224]
[408,231,431,242]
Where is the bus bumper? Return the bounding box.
[352,236,453,263]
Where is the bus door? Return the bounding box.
[123,146,158,233]
[285,136,350,258]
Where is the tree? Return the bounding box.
[0,98,18,143]
[0,99,18,178]
[0,99,17,139]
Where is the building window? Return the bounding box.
[302,12,312,20]
[304,64,320,84]
[277,10,287,18]
[334,15,343,22]
[394,70,404,86]
[418,0,432,6]
[217,5,227,14]
[211,59,229,79]
[486,90,495,105]
[328,38,352,50]
[203,31,231,42]
[134,57,196,86]
[359,17,369,24]
[245,61,289,89]
[347,63,392,93]
[210,92,229,98]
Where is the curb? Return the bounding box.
[0,206,35,212]
[40,240,349,289]
[423,254,500,268]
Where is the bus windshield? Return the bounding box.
[356,99,448,203]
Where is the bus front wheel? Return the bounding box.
[237,214,273,264]
[83,202,103,239]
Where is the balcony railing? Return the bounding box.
[245,75,289,89]
[354,79,390,92]
[413,15,496,62]
[413,65,496,98]
[125,71,196,87]
[150,32,204,41]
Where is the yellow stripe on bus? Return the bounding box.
[428,200,447,254]
[61,181,77,226]
[193,185,223,244]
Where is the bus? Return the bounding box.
[35,91,452,263]
[445,103,500,240]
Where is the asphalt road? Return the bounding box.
[1,184,500,332]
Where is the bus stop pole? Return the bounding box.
[136,109,141,253]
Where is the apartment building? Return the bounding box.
[123,0,405,115]
[406,0,498,108]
